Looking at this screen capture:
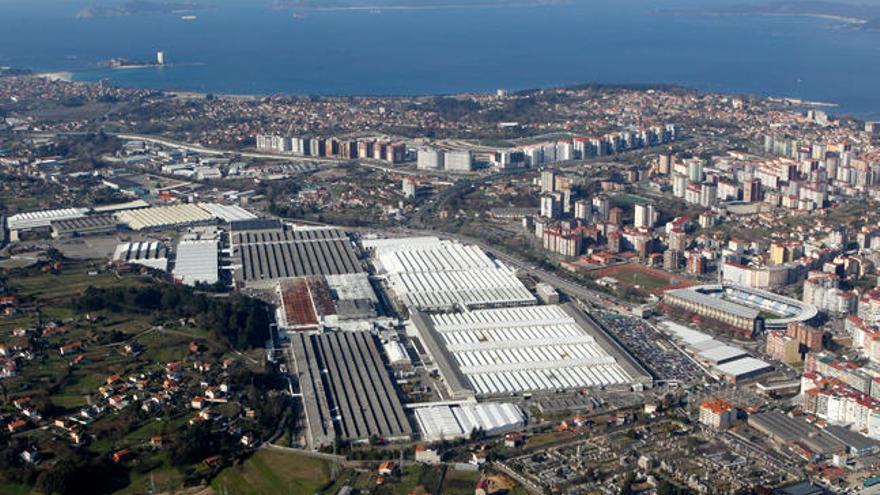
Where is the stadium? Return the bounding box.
[663,284,818,334]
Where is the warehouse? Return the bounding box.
[232,227,363,289]
[112,241,169,271]
[173,233,219,286]
[413,402,525,442]
[290,332,413,448]
[715,357,773,383]
[411,303,651,398]
[197,203,257,223]
[697,344,749,366]
[7,208,89,240]
[116,204,215,231]
[364,237,535,311]
[91,200,150,214]
[50,215,118,238]
[276,275,379,332]
[747,411,844,455]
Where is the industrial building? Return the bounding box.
[659,321,773,383]
[413,402,525,442]
[410,303,651,398]
[6,208,89,240]
[197,203,257,223]
[290,332,413,448]
[50,215,118,238]
[364,237,535,311]
[232,226,363,289]
[111,241,169,271]
[276,274,380,332]
[173,232,220,286]
[91,200,150,214]
[116,204,215,231]
[747,411,845,456]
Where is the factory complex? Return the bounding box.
[411,304,652,398]
[364,236,536,311]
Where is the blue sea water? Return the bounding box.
[1,0,879,118]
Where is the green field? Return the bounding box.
[611,193,650,207]
[212,450,334,495]
[611,271,671,290]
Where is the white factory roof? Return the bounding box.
[325,273,378,303]
[173,239,219,286]
[197,202,257,223]
[659,320,715,346]
[423,305,632,395]
[370,237,535,310]
[697,344,748,364]
[6,208,88,231]
[112,241,169,271]
[715,356,773,378]
[116,204,215,230]
[91,200,150,213]
[413,402,525,442]
[383,340,410,366]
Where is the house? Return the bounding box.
[191,396,206,409]
[203,455,223,467]
[108,395,130,410]
[70,429,85,446]
[112,449,133,463]
[150,436,163,449]
[20,448,40,464]
[7,419,27,433]
[59,341,83,356]
[414,444,441,464]
[378,461,396,476]
[240,434,255,447]
[12,397,31,410]
[470,450,488,466]
[0,344,8,356]
[503,432,525,448]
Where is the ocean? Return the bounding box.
[1,0,880,118]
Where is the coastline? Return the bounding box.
[36,71,73,82]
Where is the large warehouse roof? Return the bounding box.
[197,203,257,223]
[748,411,844,455]
[232,227,362,287]
[116,204,214,230]
[412,304,650,397]
[368,237,535,310]
[715,356,773,379]
[413,402,525,442]
[7,208,88,231]
[290,332,413,447]
[173,238,219,286]
[112,241,168,271]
